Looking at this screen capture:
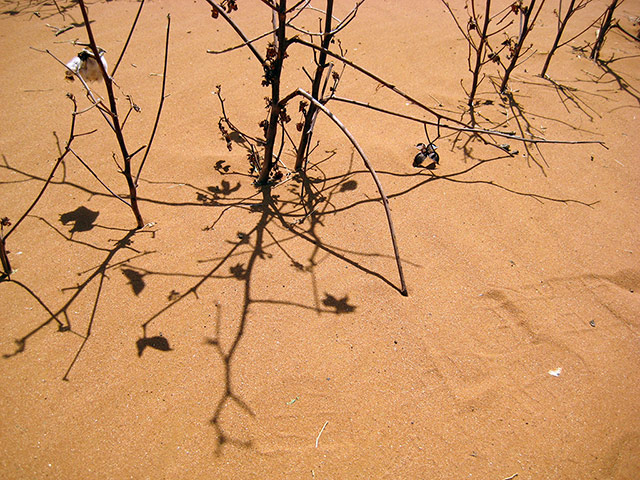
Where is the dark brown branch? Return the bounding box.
[68,148,131,206]
[257,0,288,185]
[468,0,492,108]
[541,0,587,77]
[206,29,275,55]
[295,0,335,171]
[612,21,640,42]
[290,37,466,128]
[0,224,11,278]
[500,0,546,93]
[78,0,144,228]
[591,0,619,60]
[5,95,79,241]
[329,96,606,147]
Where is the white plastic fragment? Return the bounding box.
[548,367,562,377]
[65,48,108,83]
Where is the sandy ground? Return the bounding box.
[1,0,639,478]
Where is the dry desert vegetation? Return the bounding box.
[1,0,639,478]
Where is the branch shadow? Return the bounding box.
[594,54,640,106]
[1,219,156,380]
[138,165,375,452]
[0,0,78,19]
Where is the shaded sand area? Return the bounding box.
[1,0,639,478]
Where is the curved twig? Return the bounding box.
[296,88,407,295]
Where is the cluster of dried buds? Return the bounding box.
[262,42,288,87]
[0,217,10,228]
[510,1,528,15]
[269,164,283,182]
[259,119,269,136]
[501,37,517,59]
[279,106,290,124]
[211,0,238,18]
[296,100,309,131]
[266,42,277,62]
[218,119,233,151]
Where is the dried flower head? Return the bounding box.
[266,42,277,61]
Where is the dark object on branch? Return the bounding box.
[413,143,439,168]
[0,217,11,278]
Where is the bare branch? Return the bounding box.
[68,148,132,207]
[204,0,267,66]
[207,29,275,55]
[296,88,407,296]
[290,37,466,127]
[5,95,79,241]
[111,0,145,77]
[135,14,171,186]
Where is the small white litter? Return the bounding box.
[548,367,562,377]
[65,48,107,83]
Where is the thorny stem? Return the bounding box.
[294,0,335,171]
[77,0,144,228]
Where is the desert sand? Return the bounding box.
[1,0,639,478]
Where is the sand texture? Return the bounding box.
[1,0,639,478]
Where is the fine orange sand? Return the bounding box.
[1,1,639,478]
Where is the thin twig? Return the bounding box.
[329,96,606,147]
[77,0,144,227]
[5,95,79,240]
[290,37,466,128]
[68,147,132,206]
[111,0,145,77]
[135,14,171,186]
[207,29,275,54]
[204,0,267,66]
[315,420,328,448]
